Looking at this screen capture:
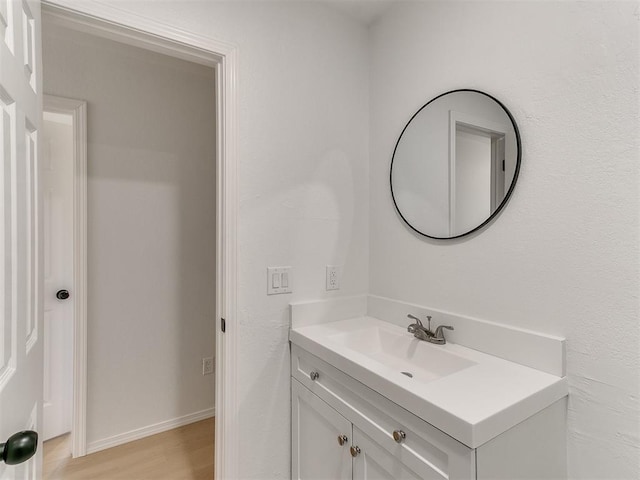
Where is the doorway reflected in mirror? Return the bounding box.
[390,90,521,239]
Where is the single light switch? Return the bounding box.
[267,266,292,295]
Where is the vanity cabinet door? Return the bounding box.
[351,426,442,480]
[292,379,352,480]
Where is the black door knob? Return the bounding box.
[0,431,38,465]
[56,290,70,300]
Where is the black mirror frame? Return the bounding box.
[390,89,522,240]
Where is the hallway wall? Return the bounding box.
[43,23,217,448]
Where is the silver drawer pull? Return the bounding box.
[309,371,319,381]
[337,434,348,446]
[392,430,406,443]
[350,445,361,457]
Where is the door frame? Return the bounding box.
[448,110,509,236]
[43,94,87,456]
[41,3,239,479]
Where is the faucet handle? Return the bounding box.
[426,315,432,331]
[406,314,423,327]
[434,325,454,339]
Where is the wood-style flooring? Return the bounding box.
[43,418,214,480]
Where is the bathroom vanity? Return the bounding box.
[289,90,566,479]
[289,300,568,480]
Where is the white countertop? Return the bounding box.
[290,316,568,448]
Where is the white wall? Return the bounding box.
[42,1,639,478]
[46,1,371,477]
[42,24,217,446]
[370,2,639,479]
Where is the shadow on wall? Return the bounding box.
[293,149,356,287]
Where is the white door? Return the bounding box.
[291,379,352,480]
[0,0,43,478]
[42,111,73,441]
[454,127,492,235]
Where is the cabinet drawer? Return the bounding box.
[291,344,475,480]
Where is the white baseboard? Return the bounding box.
[86,407,215,455]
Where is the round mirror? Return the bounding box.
[390,89,521,239]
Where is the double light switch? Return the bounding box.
[267,266,292,295]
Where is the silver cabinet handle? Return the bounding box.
[309,371,319,381]
[350,445,361,457]
[337,435,348,446]
[392,430,406,443]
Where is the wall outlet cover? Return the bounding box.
[326,265,341,291]
[202,356,214,375]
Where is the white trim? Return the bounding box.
[41,0,234,64]
[27,402,38,480]
[86,408,216,455]
[214,43,239,480]
[41,3,239,477]
[450,110,509,138]
[43,94,87,458]
[0,97,17,393]
[26,124,38,355]
[448,110,509,237]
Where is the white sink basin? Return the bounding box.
[290,316,568,448]
[327,325,476,383]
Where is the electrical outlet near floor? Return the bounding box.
[326,265,341,291]
[202,356,214,375]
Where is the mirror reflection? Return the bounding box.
[390,90,521,239]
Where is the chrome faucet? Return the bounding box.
[407,314,454,345]
[407,314,433,337]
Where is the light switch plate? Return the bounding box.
[267,266,292,295]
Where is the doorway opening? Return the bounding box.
[42,17,217,463]
[40,2,238,478]
[42,95,87,461]
[448,110,509,237]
